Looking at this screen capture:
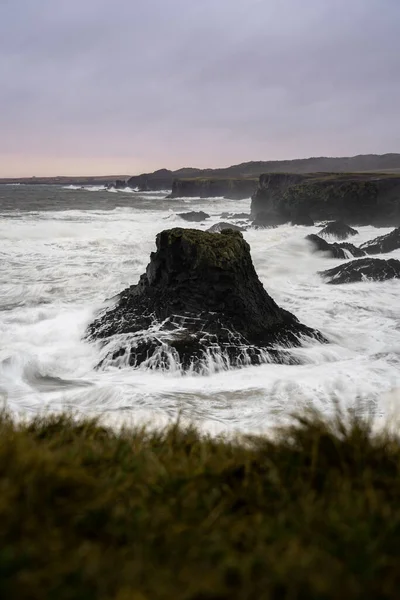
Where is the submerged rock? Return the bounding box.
[87,228,324,371]
[319,221,358,240]
[320,258,400,284]
[252,210,288,228]
[207,222,245,233]
[306,234,366,259]
[177,211,210,222]
[291,209,314,226]
[360,227,400,255]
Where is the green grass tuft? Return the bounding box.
[0,410,400,599]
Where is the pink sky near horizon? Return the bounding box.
[1,138,397,179]
[1,0,399,178]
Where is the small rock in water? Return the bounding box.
[177,211,210,222]
[320,257,400,284]
[207,222,245,233]
[319,221,358,240]
[291,210,314,226]
[87,228,324,371]
[306,234,366,259]
[251,210,288,228]
[360,227,400,255]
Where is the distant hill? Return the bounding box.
[0,175,130,186]
[1,154,400,187]
[172,153,400,179]
[126,153,400,191]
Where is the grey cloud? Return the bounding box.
[0,0,399,175]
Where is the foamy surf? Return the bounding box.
[0,185,399,434]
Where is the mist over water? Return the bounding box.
[1,184,399,434]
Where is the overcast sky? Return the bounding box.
[1,0,399,176]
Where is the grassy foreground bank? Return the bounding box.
[0,411,400,599]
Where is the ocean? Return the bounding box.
[1,184,399,434]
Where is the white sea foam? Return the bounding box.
[0,190,399,434]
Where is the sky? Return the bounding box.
[1,0,400,177]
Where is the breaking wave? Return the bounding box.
[0,186,399,433]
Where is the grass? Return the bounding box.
[1,410,400,599]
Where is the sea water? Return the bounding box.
[0,184,399,434]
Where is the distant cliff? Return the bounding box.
[0,175,129,186]
[251,173,400,227]
[126,169,173,191]
[123,153,400,192]
[168,178,258,199]
[2,153,400,188]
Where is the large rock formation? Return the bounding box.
[251,173,400,227]
[87,229,324,371]
[319,221,358,240]
[251,174,305,226]
[291,209,314,226]
[168,178,258,200]
[320,258,400,284]
[113,179,128,190]
[127,169,174,191]
[306,235,365,259]
[360,228,400,255]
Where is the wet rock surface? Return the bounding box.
[291,210,314,226]
[319,221,358,240]
[251,172,400,227]
[168,178,257,200]
[251,210,288,229]
[320,257,400,284]
[360,227,400,255]
[306,234,366,259]
[207,222,246,233]
[177,211,210,222]
[87,228,324,370]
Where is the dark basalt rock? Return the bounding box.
[337,243,366,258]
[360,227,400,255]
[251,172,400,227]
[319,221,358,240]
[320,257,400,284]
[291,209,314,226]
[168,178,257,200]
[107,179,127,190]
[207,222,246,233]
[87,228,324,370]
[114,179,127,190]
[177,211,210,222]
[306,235,366,259]
[252,209,289,229]
[127,169,173,192]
